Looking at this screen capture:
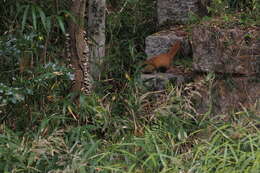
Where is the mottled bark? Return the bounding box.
[88,0,106,79]
[68,0,92,95]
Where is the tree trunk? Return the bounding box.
[88,0,106,80]
[68,0,92,95]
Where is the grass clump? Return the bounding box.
[1,90,260,172]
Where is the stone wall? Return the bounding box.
[157,0,209,26]
[192,26,260,75]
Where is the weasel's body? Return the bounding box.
[143,41,181,73]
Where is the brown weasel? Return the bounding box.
[142,41,181,73]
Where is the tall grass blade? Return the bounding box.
[56,16,66,34]
[31,5,37,30]
[36,6,47,31]
[21,5,30,32]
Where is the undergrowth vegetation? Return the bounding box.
[0,0,259,172]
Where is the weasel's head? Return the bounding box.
[168,40,182,55]
[174,40,182,48]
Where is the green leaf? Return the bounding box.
[16,3,25,16]
[56,16,66,34]
[36,6,47,31]
[31,6,37,30]
[21,5,30,32]
[45,16,52,33]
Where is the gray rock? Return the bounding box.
[193,75,260,115]
[141,72,193,90]
[145,28,191,58]
[192,26,260,75]
[157,0,210,26]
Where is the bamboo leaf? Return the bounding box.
[45,16,52,33]
[21,5,30,32]
[16,3,25,16]
[56,16,66,34]
[31,6,37,30]
[36,6,47,31]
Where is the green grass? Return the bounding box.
[0,84,259,173]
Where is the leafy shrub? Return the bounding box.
[1,62,73,130]
[105,0,156,78]
[209,0,259,15]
